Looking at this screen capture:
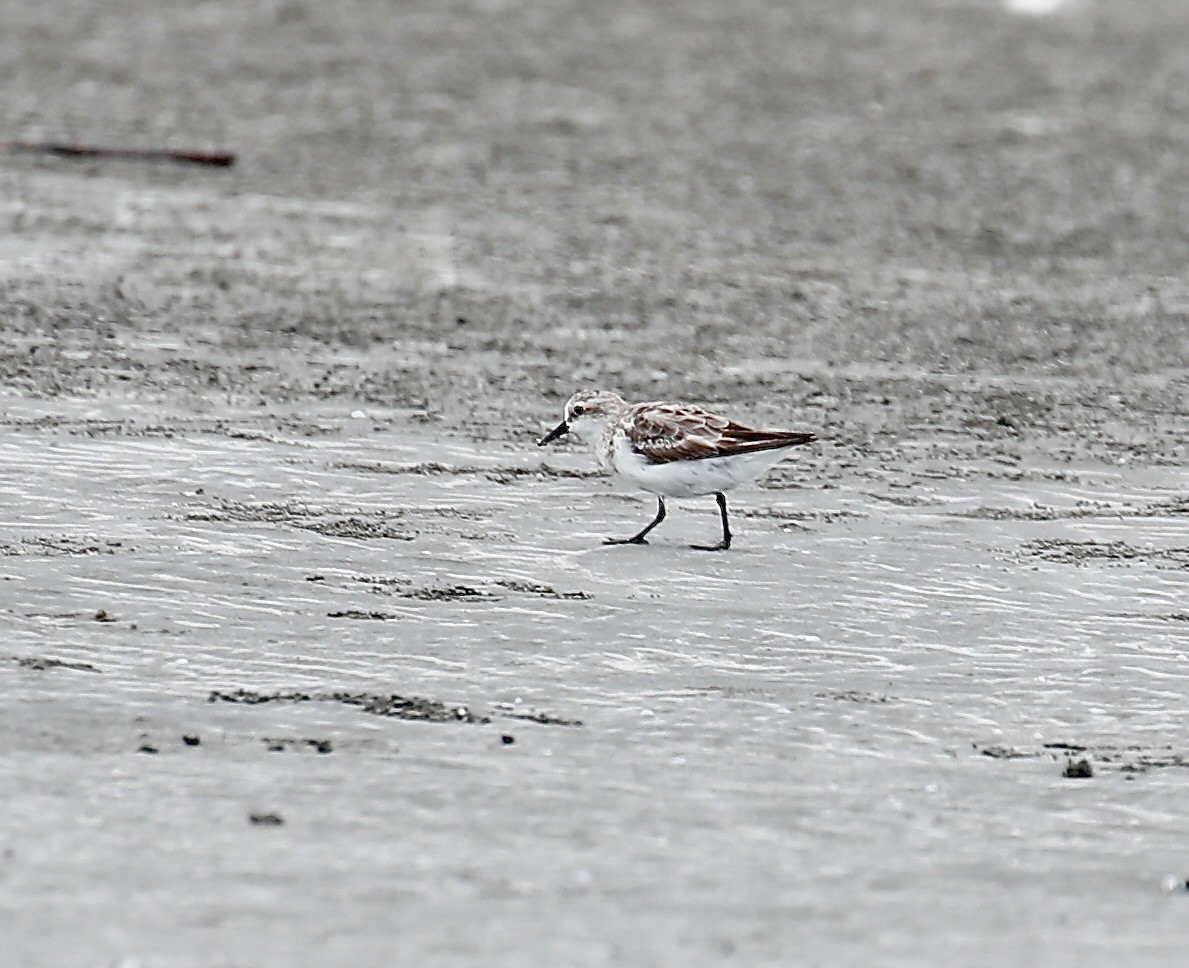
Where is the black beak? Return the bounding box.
[537,420,569,446]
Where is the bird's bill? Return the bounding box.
[537,420,570,446]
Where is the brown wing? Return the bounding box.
[625,403,816,465]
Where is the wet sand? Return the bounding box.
[2,1,1189,965]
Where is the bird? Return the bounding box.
[537,389,816,550]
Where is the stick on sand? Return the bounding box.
[1,142,236,167]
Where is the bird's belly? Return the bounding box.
[613,449,786,498]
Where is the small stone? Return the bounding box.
[1063,758,1094,779]
[137,744,158,755]
[182,735,201,747]
[501,734,515,745]
[249,812,284,827]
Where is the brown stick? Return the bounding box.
[1,141,235,167]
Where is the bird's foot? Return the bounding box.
[690,540,731,552]
[604,536,648,546]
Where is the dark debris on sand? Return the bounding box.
[211,689,587,729]
[500,710,584,727]
[209,688,491,724]
[1,535,126,557]
[13,655,101,673]
[265,737,334,754]
[975,741,1189,775]
[493,579,593,600]
[249,812,285,827]
[398,585,494,601]
[353,578,591,601]
[815,690,891,704]
[978,745,1032,760]
[491,701,584,727]
[327,609,403,620]
[1018,539,1189,569]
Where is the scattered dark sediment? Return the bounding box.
[974,742,1189,774]
[327,610,403,620]
[12,655,101,673]
[1017,539,1189,569]
[249,812,285,827]
[209,688,491,724]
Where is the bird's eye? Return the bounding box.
[572,405,585,417]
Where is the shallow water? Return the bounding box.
[2,398,1186,966]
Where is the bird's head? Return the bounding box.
[537,389,627,446]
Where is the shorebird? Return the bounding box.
[538,389,816,550]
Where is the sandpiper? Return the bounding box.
[538,389,816,550]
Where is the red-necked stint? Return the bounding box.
[539,389,816,551]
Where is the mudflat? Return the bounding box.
[2,1,1187,966]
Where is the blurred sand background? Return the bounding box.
[1,1,1188,965]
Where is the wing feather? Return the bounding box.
[625,403,815,465]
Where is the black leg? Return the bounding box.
[691,492,732,551]
[605,496,666,545]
